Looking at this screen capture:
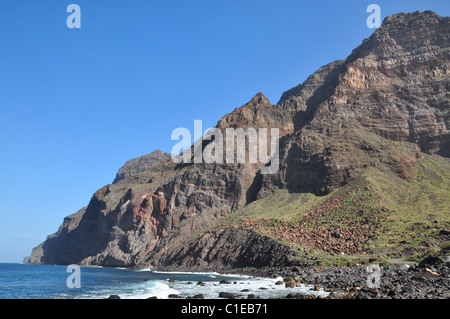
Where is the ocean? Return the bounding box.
[0,263,329,299]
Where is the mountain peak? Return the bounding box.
[249,92,271,105]
[346,10,448,63]
[113,149,171,184]
[382,10,441,24]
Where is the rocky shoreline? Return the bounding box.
[146,254,449,299]
[263,263,449,299]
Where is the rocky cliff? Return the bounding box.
[113,150,172,184]
[30,11,450,269]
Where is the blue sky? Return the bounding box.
[0,0,448,263]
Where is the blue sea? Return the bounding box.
[0,263,329,299]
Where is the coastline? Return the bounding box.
[12,258,449,299]
[149,260,449,299]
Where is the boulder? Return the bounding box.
[219,292,235,299]
[285,281,299,288]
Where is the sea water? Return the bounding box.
[0,263,329,299]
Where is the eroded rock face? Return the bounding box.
[153,227,295,270]
[262,10,449,195]
[335,11,449,156]
[113,150,172,184]
[30,11,449,269]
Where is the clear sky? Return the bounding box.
[0,0,448,263]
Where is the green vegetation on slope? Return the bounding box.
[217,153,450,265]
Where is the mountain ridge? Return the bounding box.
[29,11,450,270]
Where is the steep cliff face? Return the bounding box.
[261,10,449,196]
[30,11,450,269]
[113,150,172,184]
[155,227,296,270]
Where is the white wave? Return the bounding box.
[121,281,180,299]
[152,270,221,275]
[129,276,330,299]
[71,271,329,299]
[134,268,152,272]
[151,270,252,279]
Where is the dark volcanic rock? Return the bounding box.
[156,227,295,269]
[219,292,235,299]
[187,294,205,299]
